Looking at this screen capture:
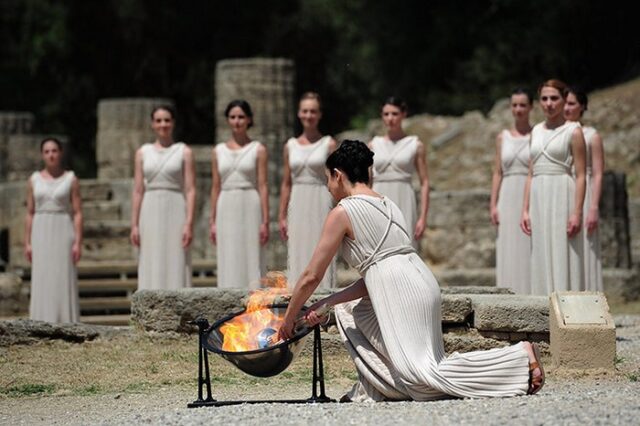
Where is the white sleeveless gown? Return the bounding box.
[529,122,584,295]
[286,136,335,289]
[138,142,192,290]
[370,136,419,247]
[215,141,266,288]
[496,130,531,293]
[29,171,79,323]
[335,195,529,402]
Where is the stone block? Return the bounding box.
[0,319,100,346]
[0,112,34,181]
[443,330,508,354]
[435,269,497,287]
[549,291,616,371]
[469,294,549,333]
[602,267,640,304]
[132,288,248,333]
[0,272,27,316]
[441,295,472,323]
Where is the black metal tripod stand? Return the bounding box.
[188,319,334,407]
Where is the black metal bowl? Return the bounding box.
[203,304,311,378]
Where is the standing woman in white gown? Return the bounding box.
[521,79,587,295]
[279,140,545,401]
[564,87,604,291]
[131,105,196,290]
[25,138,82,322]
[278,92,337,289]
[210,100,269,288]
[369,97,429,248]
[490,89,533,293]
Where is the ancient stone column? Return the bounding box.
[215,58,296,271]
[96,98,173,179]
[0,112,34,182]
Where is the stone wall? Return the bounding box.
[96,98,173,179]
[0,112,34,182]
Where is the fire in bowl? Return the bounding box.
[202,304,311,378]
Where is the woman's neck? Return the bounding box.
[300,128,322,143]
[347,182,377,197]
[513,119,532,136]
[45,165,64,177]
[155,136,174,147]
[387,128,406,141]
[545,114,566,129]
[231,132,251,146]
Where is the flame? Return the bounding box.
[219,271,290,352]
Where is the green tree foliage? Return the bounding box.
[1,0,638,176]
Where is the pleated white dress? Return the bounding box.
[138,143,192,290]
[335,195,530,402]
[371,136,419,247]
[29,171,80,323]
[215,141,266,288]
[529,122,584,295]
[286,136,336,289]
[581,126,603,291]
[496,130,531,293]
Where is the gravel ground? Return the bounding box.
[1,315,639,426]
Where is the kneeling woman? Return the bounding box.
[279,140,544,402]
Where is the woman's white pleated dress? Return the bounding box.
[370,136,419,247]
[286,136,335,289]
[529,122,584,295]
[138,142,192,290]
[215,141,265,288]
[496,130,531,293]
[581,126,603,291]
[335,195,530,402]
[29,171,80,323]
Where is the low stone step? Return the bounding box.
[80,296,131,310]
[83,220,130,238]
[78,276,216,292]
[80,314,131,326]
[79,180,112,202]
[82,201,121,221]
[76,259,216,276]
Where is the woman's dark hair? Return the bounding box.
[511,87,534,105]
[538,79,569,98]
[225,99,254,128]
[150,105,176,120]
[300,91,322,110]
[567,86,589,115]
[382,96,408,113]
[40,137,63,151]
[325,140,374,184]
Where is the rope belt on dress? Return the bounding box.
[34,209,71,215]
[532,163,572,177]
[145,186,183,192]
[221,182,255,191]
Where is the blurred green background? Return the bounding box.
[1,0,638,176]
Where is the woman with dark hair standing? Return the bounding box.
[25,138,82,322]
[210,100,269,288]
[565,87,604,291]
[131,105,196,290]
[521,79,587,294]
[490,89,533,293]
[278,92,337,289]
[369,97,429,248]
[279,140,544,401]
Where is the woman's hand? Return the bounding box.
[24,243,32,263]
[585,207,599,235]
[279,218,288,241]
[209,223,217,245]
[278,316,296,341]
[567,212,582,238]
[182,224,193,248]
[259,223,269,246]
[520,211,531,236]
[414,218,426,240]
[490,206,500,226]
[130,225,140,247]
[72,241,82,264]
